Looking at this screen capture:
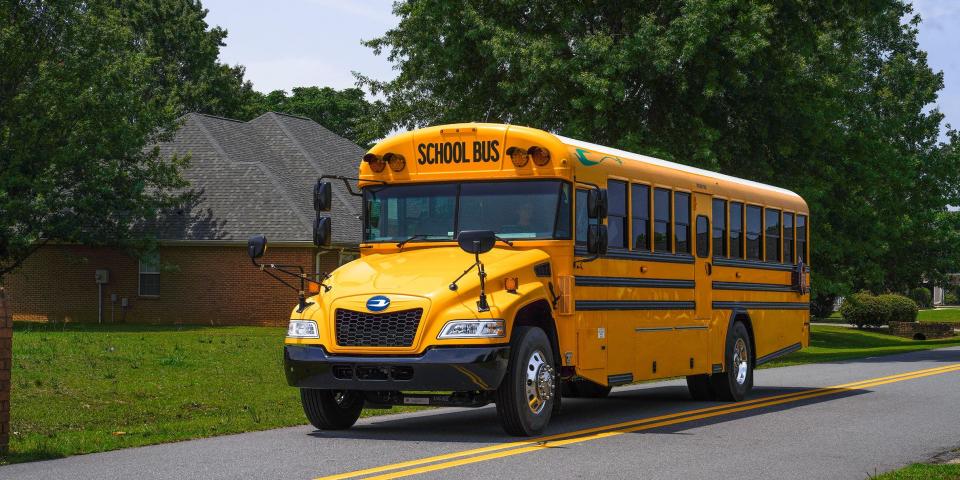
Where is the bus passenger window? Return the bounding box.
[784,212,795,263]
[712,199,726,257]
[746,205,762,260]
[554,183,572,239]
[765,209,781,262]
[575,189,589,246]
[797,214,808,263]
[675,192,691,254]
[632,184,650,250]
[607,180,628,249]
[730,202,744,258]
[654,188,672,252]
[696,215,709,258]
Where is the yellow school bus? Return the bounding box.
[248,123,810,436]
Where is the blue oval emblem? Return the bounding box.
[366,295,390,312]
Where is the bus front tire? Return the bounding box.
[711,322,754,402]
[300,388,364,430]
[495,326,556,436]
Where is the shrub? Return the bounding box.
[840,292,887,328]
[877,294,918,323]
[945,292,959,306]
[908,287,932,308]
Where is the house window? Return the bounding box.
[139,253,160,297]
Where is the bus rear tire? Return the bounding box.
[300,388,364,430]
[495,326,556,436]
[685,374,715,401]
[711,322,754,402]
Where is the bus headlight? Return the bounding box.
[287,320,319,338]
[438,320,506,339]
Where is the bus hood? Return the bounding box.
[329,246,549,296]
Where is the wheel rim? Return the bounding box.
[733,338,749,385]
[524,349,554,414]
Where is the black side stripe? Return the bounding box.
[575,247,695,265]
[607,373,634,385]
[712,301,809,310]
[577,300,696,311]
[576,276,695,289]
[712,257,811,272]
[712,281,795,292]
[756,343,803,365]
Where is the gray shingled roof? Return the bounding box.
[153,112,363,245]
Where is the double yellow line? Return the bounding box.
[318,363,960,480]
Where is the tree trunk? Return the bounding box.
[0,287,11,455]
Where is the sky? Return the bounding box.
[205,0,960,141]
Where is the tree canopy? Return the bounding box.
[0,0,252,279]
[246,86,386,148]
[361,0,960,306]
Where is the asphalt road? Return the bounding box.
[3,347,960,480]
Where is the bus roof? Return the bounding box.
[554,134,803,200]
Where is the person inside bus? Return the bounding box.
[501,202,535,235]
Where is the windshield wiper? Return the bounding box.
[396,234,430,249]
[494,235,515,247]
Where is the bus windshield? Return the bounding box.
[362,180,572,243]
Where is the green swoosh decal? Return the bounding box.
[575,148,623,166]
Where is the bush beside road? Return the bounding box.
[1,323,958,465]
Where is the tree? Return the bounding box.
[360,0,960,302]
[115,0,260,119]
[247,86,387,148]
[0,1,192,280]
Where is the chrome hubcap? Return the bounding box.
[524,349,554,414]
[733,338,749,385]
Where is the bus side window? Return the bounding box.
[607,180,628,249]
[674,192,691,254]
[784,212,795,264]
[765,208,781,262]
[631,184,650,251]
[654,188,672,252]
[712,199,726,258]
[575,189,591,246]
[696,215,709,258]
[746,205,762,260]
[730,202,744,258]
[797,214,808,263]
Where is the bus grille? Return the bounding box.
[334,308,423,347]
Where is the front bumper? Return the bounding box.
[284,345,510,391]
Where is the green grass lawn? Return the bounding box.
[1,322,420,465]
[2,322,959,465]
[767,325,960,368]
[919,308,960,323]
[871,463,960,479]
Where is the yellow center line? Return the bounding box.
[316,363,960,480]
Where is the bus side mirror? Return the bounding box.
[457,230,496,254]
[248,234,267,259]
[314,181,332,212]
[588,189,608,219]
[314,216,331,246]
[587,224,608,255]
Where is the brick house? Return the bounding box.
[4,112,363,326]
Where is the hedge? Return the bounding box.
[909,287,932,308]
[840,292,918,327]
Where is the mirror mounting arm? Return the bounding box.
[319,175,386,197]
